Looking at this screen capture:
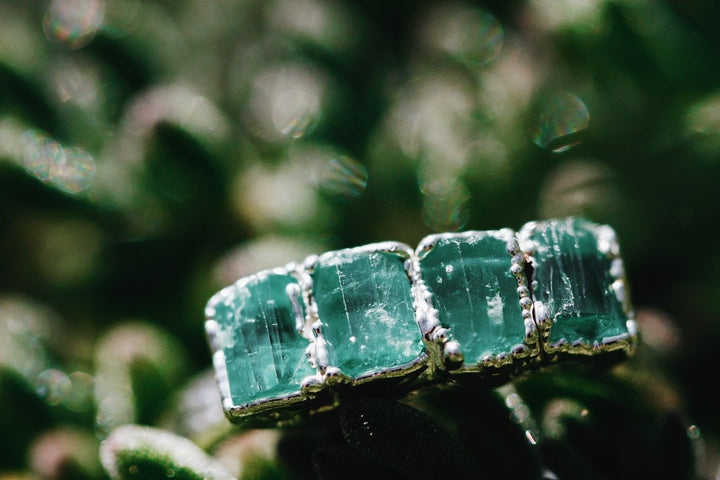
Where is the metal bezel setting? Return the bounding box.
[304,241,430,391]
[204,265,321,424]
[414,228,540,379]
[205,218,638,426]
[518,220,638,360]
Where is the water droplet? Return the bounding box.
[43,0,105,50]
[533,92,589,152]
[317,156,368,199]
[21,130,62,181]
[525,429,538,445]
[36,369,72,406]
[19,130,96,194]
[53,146,97,193]
[687,424,701,440]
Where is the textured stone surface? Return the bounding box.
[418,231,526,364]
[206,272,314,405]
[525,218,629,349]
[311,247,424,379]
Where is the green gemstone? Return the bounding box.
[524,218,629,350]
[418,230,527,365]
[206,272,315,406]
[311,246,425,379]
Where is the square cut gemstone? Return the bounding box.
[417,230,529,366]
[205,271,315,409]
[521,218,630,352]
[311,244,425,380]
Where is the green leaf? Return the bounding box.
[100,425,235,480]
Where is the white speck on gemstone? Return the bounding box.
[487,291,504,326]
[610,258,624,278]
[445,264,454,274]
[612,280,626,304]
[596,225,618,255]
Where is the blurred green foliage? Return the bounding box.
[1,0,720,478]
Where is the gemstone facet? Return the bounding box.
[519,218,634,355]
[310,243,426,380]
[205,269,315,411]
[417,229,535,370]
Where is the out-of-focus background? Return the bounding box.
[2,0,720,478]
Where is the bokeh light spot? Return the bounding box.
[268,0,360,53]
[420,3,503,67]
[541,398,590,440]
[234,162,321,231]
[43,0,105,50]
[0,295,59,382]
[685,90,720,156]
[530,0,606,33]
[212,235,325,286]
[317,156,368,199]
[247,65,325,141]
[636,309,681,356]
[66,372,96,412]
[421,177,470,232]
[533,92,590,152]
[538,159,621,219]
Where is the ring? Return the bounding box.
[205,217,638,426]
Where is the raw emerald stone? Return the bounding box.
[527,218,628,348]
[207,272,314,406]
[311,247,424,379]
[418,231,526,364]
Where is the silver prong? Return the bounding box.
[301,374,324,395]
[443,340,464,370]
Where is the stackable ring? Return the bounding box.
[205,217,638,426]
